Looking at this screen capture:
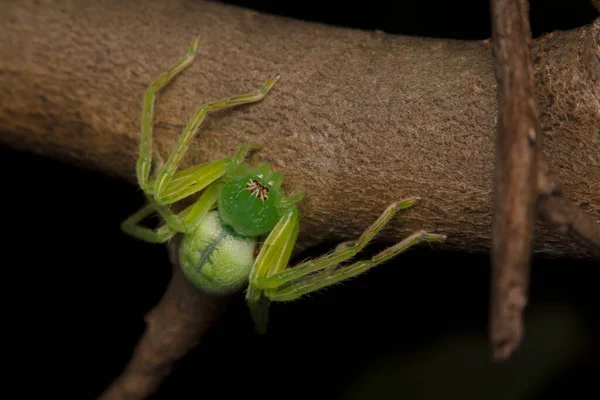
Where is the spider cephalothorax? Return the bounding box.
[121,38,446,333]
[217,163,286,237]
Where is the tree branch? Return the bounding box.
[1,0,598,258]
[534,15,600,258]
[537,157,600,258]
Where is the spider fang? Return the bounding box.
[246,179,269,201]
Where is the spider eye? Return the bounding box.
[245,179,270,201]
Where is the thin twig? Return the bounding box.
[489,1,600,360]
[489,0,539,361]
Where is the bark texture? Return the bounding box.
[0,0,599,258]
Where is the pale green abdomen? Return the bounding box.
[179,211,257,295]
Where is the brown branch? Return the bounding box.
[489,0,539,361]
[488,2,600,360]
[534,16,600,258]
[537,157,600,258]
[1,0,598,259]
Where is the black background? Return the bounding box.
[4,1,598,399]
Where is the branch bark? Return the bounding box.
[1,0,598,258]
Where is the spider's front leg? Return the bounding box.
[122,143,260,243]
[246,198,446,332]
[137,38,200,191]
[136,37,278,193]
[128,37,279,239]
[143,64,278,231]
[145,66,279,202]
[245,208,300,333]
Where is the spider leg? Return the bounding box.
[121,183,220,243]
[149,141,261,205]
[142,140,260,233]
[120,203,177,243]
[265,230,446,302]
[138,38,200,191]
[151,75,280,199]
[124,152,221,240]
[252,197,421,290]
[245,199,422,332]
[133,37,277,240]
[245,208,300,333]
[123,137,259,241]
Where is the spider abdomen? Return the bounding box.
[179,211,257,295]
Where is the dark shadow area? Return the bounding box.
[221,0,597,40]
[5,1,598,399]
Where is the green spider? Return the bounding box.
[121,38,447,333]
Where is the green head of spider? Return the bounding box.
[219,161,288,237]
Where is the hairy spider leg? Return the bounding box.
[135,36,278,230]
[142,69,278,230]
[121,184,221,243]
[245,208,300,333]
[122,144,259,242]
[249,198,446,302]
[138,37,200,191]
[151,74,280,201]
[244,199,415,332]
[147,142,260,205]
[266,230,446,301]
[252,197,421,290]
[121,203,179,243]
[144,142,262,233]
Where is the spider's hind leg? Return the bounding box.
[253,197,421,290]
[122,151,221,242]
[267,230,446,301]
[121,183,220,244]
[252,198,446,301]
